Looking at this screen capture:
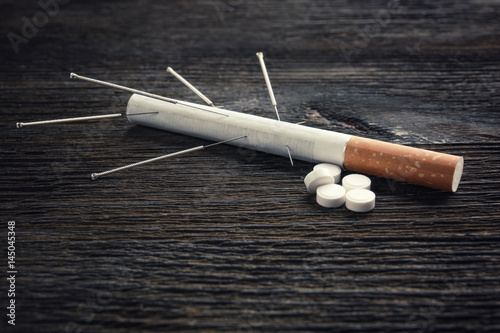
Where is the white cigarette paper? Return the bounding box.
[127,94,351,166]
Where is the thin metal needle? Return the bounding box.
[167,67,215,107]
[256,53,294,165]
[91,135,247,180]
[256,52,281,121]
[71,72,228,117]
[286,145,294,166]
[16,113,122,128]
[70,73,178,104]
[91,146,204,180]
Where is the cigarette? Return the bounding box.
[126,94,464,192]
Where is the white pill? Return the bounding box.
[345,189,376,213]
[304,169,335,193]
[314,163,342,183]
[342,174,371,192]
[316,184,346,208]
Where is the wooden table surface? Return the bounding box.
[1,1,500,332]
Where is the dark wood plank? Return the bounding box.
[1,1,500,332]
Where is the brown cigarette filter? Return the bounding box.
[343,136,464,192]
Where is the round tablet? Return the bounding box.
[342,174,371,192]
[345,189,376,213]
[316,184,346,208]
[304,169,335,193]
[314,163,342,183]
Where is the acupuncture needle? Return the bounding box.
[71,73,228,117]
[167,67,215,107]
[70,73,178,104]
[16,113,122,128]
[256,52,280,121]
[257,52,295,165]
[285,145,294,166]
[91,135,247,180]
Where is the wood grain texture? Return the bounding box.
[1,0,500,332]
